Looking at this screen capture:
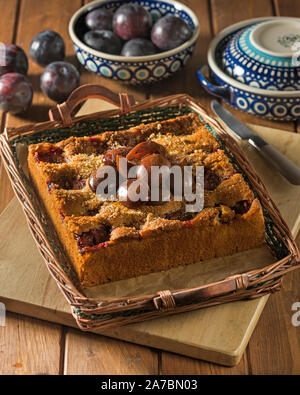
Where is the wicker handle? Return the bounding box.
[48,84,136,126]
[153,274,250,311]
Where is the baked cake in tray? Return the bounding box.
[27,112,265,287]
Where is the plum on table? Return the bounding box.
[40,61,80,103]
[0,72,33,114]
[113,4,152,41]
[29,30,65,66]
[83,29,122,55]
[0,44,28,76]
[121,38,157,57]
[85,8,113,31]
[151,15,193,51]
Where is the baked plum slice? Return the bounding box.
[126,141,166,162]
[204,170,222,191]
[89,146,133,193]
[34,148,65,164]
[103,146,133,168]
[232,200,252,215]
[136,153,171,186]
[75,225,110,249]
[72,178,86,190]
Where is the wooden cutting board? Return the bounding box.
[0,101,300,366]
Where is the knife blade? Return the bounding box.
[211,100,300,185]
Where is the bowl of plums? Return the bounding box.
[69,0,200,84]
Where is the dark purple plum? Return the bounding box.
[121,38,157,57]
[0,73,33,114]
[83,29,122,55]
[29,30,65,66]
[0,44,28,76]
[40,61,80,103]
[151,15,193,51]
[85,8,113,31]
[113,4,152,41]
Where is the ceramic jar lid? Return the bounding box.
[222,17,300,91]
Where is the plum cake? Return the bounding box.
[27,112,265,287]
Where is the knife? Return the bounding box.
[211,100,300,185]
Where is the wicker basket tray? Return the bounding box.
[1,84,299,331]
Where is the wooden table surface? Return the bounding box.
[0,0,300,375]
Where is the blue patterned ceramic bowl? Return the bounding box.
[69,0,200,85]
[197,17,300,121]
[222,18,300,91]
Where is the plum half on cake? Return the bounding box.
[27,113,265,287]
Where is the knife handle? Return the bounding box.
[249,139,300,185]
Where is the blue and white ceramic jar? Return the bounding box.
[69,0,200,85]
[197,17,300,121]
[222,19,300,90]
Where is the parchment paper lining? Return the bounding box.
[16,142,275,299]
